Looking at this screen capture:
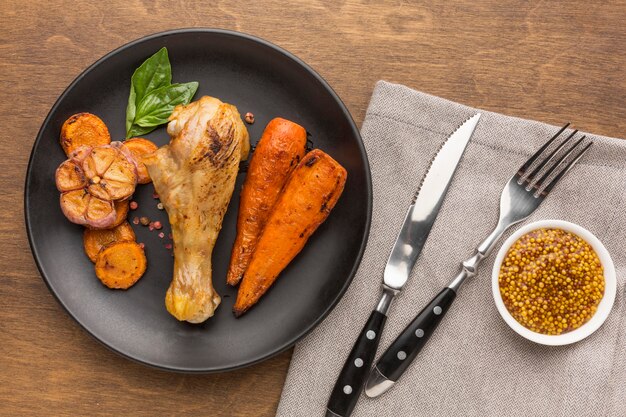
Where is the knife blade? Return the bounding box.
[326,113,481,417]
[384,113,482,291]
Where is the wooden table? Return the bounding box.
[2,1,625,415]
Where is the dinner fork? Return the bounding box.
[365,124,593,397]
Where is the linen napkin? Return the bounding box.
[276,81,626,417]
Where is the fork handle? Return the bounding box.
[364,288,456,398]
[374,288,456,382]
[448,222,507,292]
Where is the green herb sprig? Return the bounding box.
[125,47,198,138]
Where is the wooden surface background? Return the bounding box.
[1,1,625,416]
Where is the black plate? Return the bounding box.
[25,29,372,372]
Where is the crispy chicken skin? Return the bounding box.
[143,96,249,323]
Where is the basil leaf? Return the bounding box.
[134,82,199,127]
[131,47,171,104]
[125,47,171,138]
[127,124,157,138]
[126,83,137,136]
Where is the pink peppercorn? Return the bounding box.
[148,223,155,231]
[153,221,162,230]
[129,201,138,210]
[165,243,172,249]
[158,232,165,238]
[152,192,159,199]
[138,242,145,249]
[132,217,139,225]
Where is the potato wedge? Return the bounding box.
[60,113,111,156]
[95,241,147,289]
[123,138,158,184]
[84,222,136,262]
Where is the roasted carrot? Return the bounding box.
[226,118,307,286]
[108,200,130,228]
[233,149,347,317]
[123,138,158,184]
[83,221,136,262]
[95,241,147,289]
[60,113,111,156]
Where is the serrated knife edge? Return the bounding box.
[412,113,482,204]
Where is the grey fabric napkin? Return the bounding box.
[276,81,626,417]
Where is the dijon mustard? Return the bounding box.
[498,228,604,335]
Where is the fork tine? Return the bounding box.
[532,135,586,189]
[523,129,578,184]
[518,123,570,177]
[538,141,593,197]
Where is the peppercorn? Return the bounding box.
[157,202,164,210]
[153,221,162,230]
[245,112,255,124]
[139,216,150,226]
[129,201,138,210]
[498,228,604,335]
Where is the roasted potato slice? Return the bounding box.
[95,241,147,289]
[84,222,136,262]
[60,113,111,156]
[123,138,158,184]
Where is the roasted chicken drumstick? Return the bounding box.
[144,96,250,323]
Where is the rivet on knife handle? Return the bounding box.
[326,288,393,417]
[365,288,456,397]
[326,114,481,416]
[365,124,593,398]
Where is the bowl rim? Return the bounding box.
[491,219,616,346]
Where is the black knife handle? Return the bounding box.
[376,288,456,382]
[326,310,387,417]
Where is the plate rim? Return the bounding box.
[24,28,373,373]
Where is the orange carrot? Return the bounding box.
[94,241,146,289]
[226,118,307,286]
[233,149,347,317]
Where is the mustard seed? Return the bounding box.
[498,228,604,335]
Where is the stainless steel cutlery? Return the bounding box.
[326,114,482,417]
[365,123,593,397]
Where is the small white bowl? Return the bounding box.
[492,220,616,346]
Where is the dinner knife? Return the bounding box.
[326,114,481,417]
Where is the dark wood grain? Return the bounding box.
[1,1,625,416]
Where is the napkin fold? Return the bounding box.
[277,81,626,417]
